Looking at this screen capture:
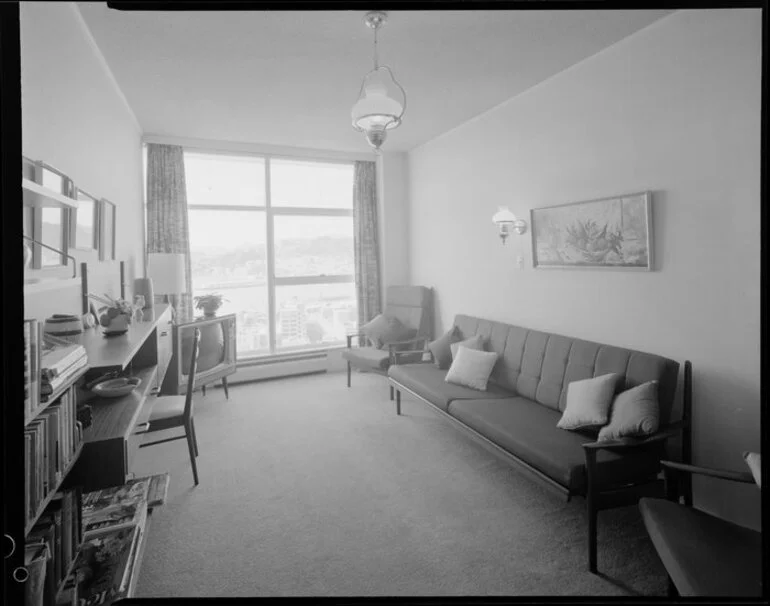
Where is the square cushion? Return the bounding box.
[557,373,621,431]
[450,335,485,360]
[598,380,659,441]
[428,326,461,369]
[388,364,513,412]
[361,314,415,349]
[448,397,663,494]
[445,346,499,391]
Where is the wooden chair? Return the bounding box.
[140,327,201,485]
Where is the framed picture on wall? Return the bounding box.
[99,198,117,261]
[530,191,653,271]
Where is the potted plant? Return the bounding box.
[90,294,135,335]
[194,293,228,318]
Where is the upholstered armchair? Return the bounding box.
[343,286,432,399]
[639,455,762,597]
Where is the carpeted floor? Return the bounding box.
[132,371,668,598]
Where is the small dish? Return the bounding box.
[92,377,142,398]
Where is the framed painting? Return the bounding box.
[531,191,653,270]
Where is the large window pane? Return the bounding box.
[271,159,353,209]
[274,215,354,277]
[275,282,357,350]
[185,152,265,207]
[188,209,269,356]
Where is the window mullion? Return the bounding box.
[265,157,277,354]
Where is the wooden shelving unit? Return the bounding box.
[25,442,84,536]
[25,365,90,428]
[22,177,79,209]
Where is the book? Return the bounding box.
[138,473,170,508]
[25,320,32,414]
[25,433,33,523]
[118,516,144,594]
[24,541,50,606]
[40,337,86,381]
[82,480,149,539]
[63,526,137,606]
[41,356,88,403]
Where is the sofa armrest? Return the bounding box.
[660,460,756,484]
[391,348,433,365]
[582,423,685,453]
[346,332,368,348]
[387,336,430,352]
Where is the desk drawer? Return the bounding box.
[156,318,174,390]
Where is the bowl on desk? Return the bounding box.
[92,376,141,398]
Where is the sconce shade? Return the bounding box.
[492,207,518,225]
[147,253,186,295]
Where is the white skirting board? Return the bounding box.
[226,347,348,384]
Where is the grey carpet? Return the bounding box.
[132,371,668,597]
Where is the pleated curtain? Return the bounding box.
[353,160,381,327]
[145,143,194,323]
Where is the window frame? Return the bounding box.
[71,187,100,252]
[184,149,356,359]
[27,162,73,274]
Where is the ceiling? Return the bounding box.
[75,5,673,154]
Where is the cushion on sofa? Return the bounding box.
[388,364,513,412]
[743,452,761,488]
[445,346,499,391]
[598,380,660,441]
[428,326,461,369]
[450,335,485,360]
[341,346,392,371]
[557,373,621,432]
[448,397,662,494]
[362,314,415,349]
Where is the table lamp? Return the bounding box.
[147,252,186,321]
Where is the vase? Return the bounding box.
[103,313,130,335]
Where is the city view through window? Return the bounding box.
[185,152,358,358]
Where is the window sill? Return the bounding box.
[237,344,346,367]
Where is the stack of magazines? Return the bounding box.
[57,474,168,606]
[40,334,87,403]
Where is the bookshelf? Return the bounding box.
[22,177,79,209]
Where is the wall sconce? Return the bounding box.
[492,207,528,244]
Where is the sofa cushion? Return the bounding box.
[362,314,414,349]
[743,452,761,488]
[388,364,513,412]
[428,326,461,369]
[341,346,391,371]
[445,346,499,391]
[557,373,621,432]
[598,380,660,441]
[447,397,662,494]
[450,335,485,360]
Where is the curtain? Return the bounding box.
[146,143,194,323]
[353,160,381,327]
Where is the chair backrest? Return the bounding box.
[384,285,433,339]
[183,327,201,421]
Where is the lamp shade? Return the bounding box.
[492,207,518,224]
[147,253,186,295]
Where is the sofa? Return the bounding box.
[388,314,692,573]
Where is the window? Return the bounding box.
[73,189,98,251]
[184,151,356,359]
[26,164,72,270]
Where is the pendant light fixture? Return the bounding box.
[351,11,406,153]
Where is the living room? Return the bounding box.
[8,2,762,601]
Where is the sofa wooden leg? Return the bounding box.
[347,361,351,388]
[222,376,229,400]
[396,390,401,415]
[390,385,394,401]
[587,499,598,573]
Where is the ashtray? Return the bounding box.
[92,377,142,398]
[103,329,128,337]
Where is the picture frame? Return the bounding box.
[530,191,653,271]
[72,188,99,252]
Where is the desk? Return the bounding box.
[66,304,174,492]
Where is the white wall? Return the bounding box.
[21,2,144,293]
[408,9,761,529]
[377,151,411,295]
